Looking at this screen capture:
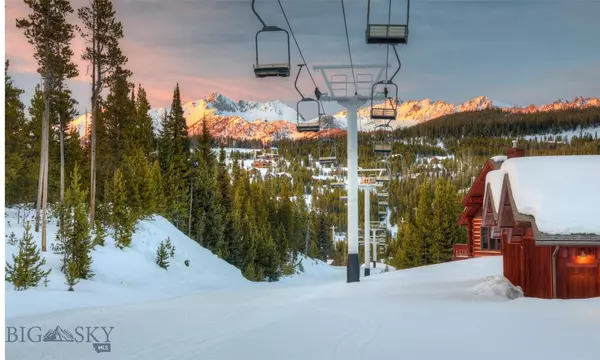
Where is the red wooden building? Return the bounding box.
[456,144,600,299]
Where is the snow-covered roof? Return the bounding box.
[484,170,505,215]
[490,155,507,163]
[487,155,600,236]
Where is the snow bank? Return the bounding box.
[472,275,524,300]
[361,263,396,275]
[280,255,337,281]
[500,155,600,234]
[5,207,250,319]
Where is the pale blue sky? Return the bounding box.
[6,0,600,116]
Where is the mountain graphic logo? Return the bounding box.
[42,326,76,342]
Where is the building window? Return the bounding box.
[481,227,501,251]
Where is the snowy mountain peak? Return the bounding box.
[69,94,600,143]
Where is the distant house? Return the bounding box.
[455,151,513,259]
[457,143,600,299]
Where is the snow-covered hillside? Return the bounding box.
[4,207,251,318]
[7,256,600,360]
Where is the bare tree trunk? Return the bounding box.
[90,96,97,229]
[35,104,46,232]
[89,10,98,230]
[60,107,65,202]
[41,80,51,252]
[304,216,310,255]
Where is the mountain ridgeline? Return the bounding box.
[69,93,600,143]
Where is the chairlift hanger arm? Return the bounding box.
[387,45,402,83]
[295,64,306,99]
[251,0,267,28]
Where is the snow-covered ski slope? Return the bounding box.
[4,207,332,319]
[6,255,600,360]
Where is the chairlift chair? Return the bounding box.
[376,174,390,183]
[295,64,323,132]
[377,191,389,199]
[252,0,291,77]
[371,82,399,120]
[331,183,345,189]
[296,98,322,132]
[365,0,410,45]
[319,138,337,164]
[373,123,394,153]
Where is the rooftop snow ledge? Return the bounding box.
[485,170,505,215]
[490,155,507,162]
[500,155,600,235]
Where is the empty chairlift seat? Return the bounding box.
[330,182,345,189]
[296,96,322,132]
[254,63,291,78]
[377,191,389,199]
[371,107,397,120]
[296,121,320,132]
[366,24,408,45]
[373,142,393,153]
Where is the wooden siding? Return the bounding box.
[502,239,523,289]
[522,239,553,298]
[472,217,482,253]
[556,247,600,299]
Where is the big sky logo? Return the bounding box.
[6,325,114,353]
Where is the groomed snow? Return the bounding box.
[496,155,600,235]
[7,256,600,360]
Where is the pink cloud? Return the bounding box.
[7,0,321,109]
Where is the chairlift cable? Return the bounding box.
[385,45,390,81]
[340,0,357,95]
[277,0,318,89]
[385,0,393,81]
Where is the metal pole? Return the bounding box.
[188,181,193,237]
[364,188,371,276]
[372,229,378,268]
[345,101,360,283]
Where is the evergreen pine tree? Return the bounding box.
[156,240,170,270]
[77,0,129,228]
[135,84,155,156]
[5,61,30,205]
[66,163,94,279]
[110,168,134,249]
[415,179,433,265]
[65,259,79,291]
[5,221,52,290]
[93,220,106,247]
[218,146,236,262]
[150,160,166,215]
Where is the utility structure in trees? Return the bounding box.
[313,64,390,283]
[358,168,385,276]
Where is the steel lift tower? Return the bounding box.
[313,64,390,283]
